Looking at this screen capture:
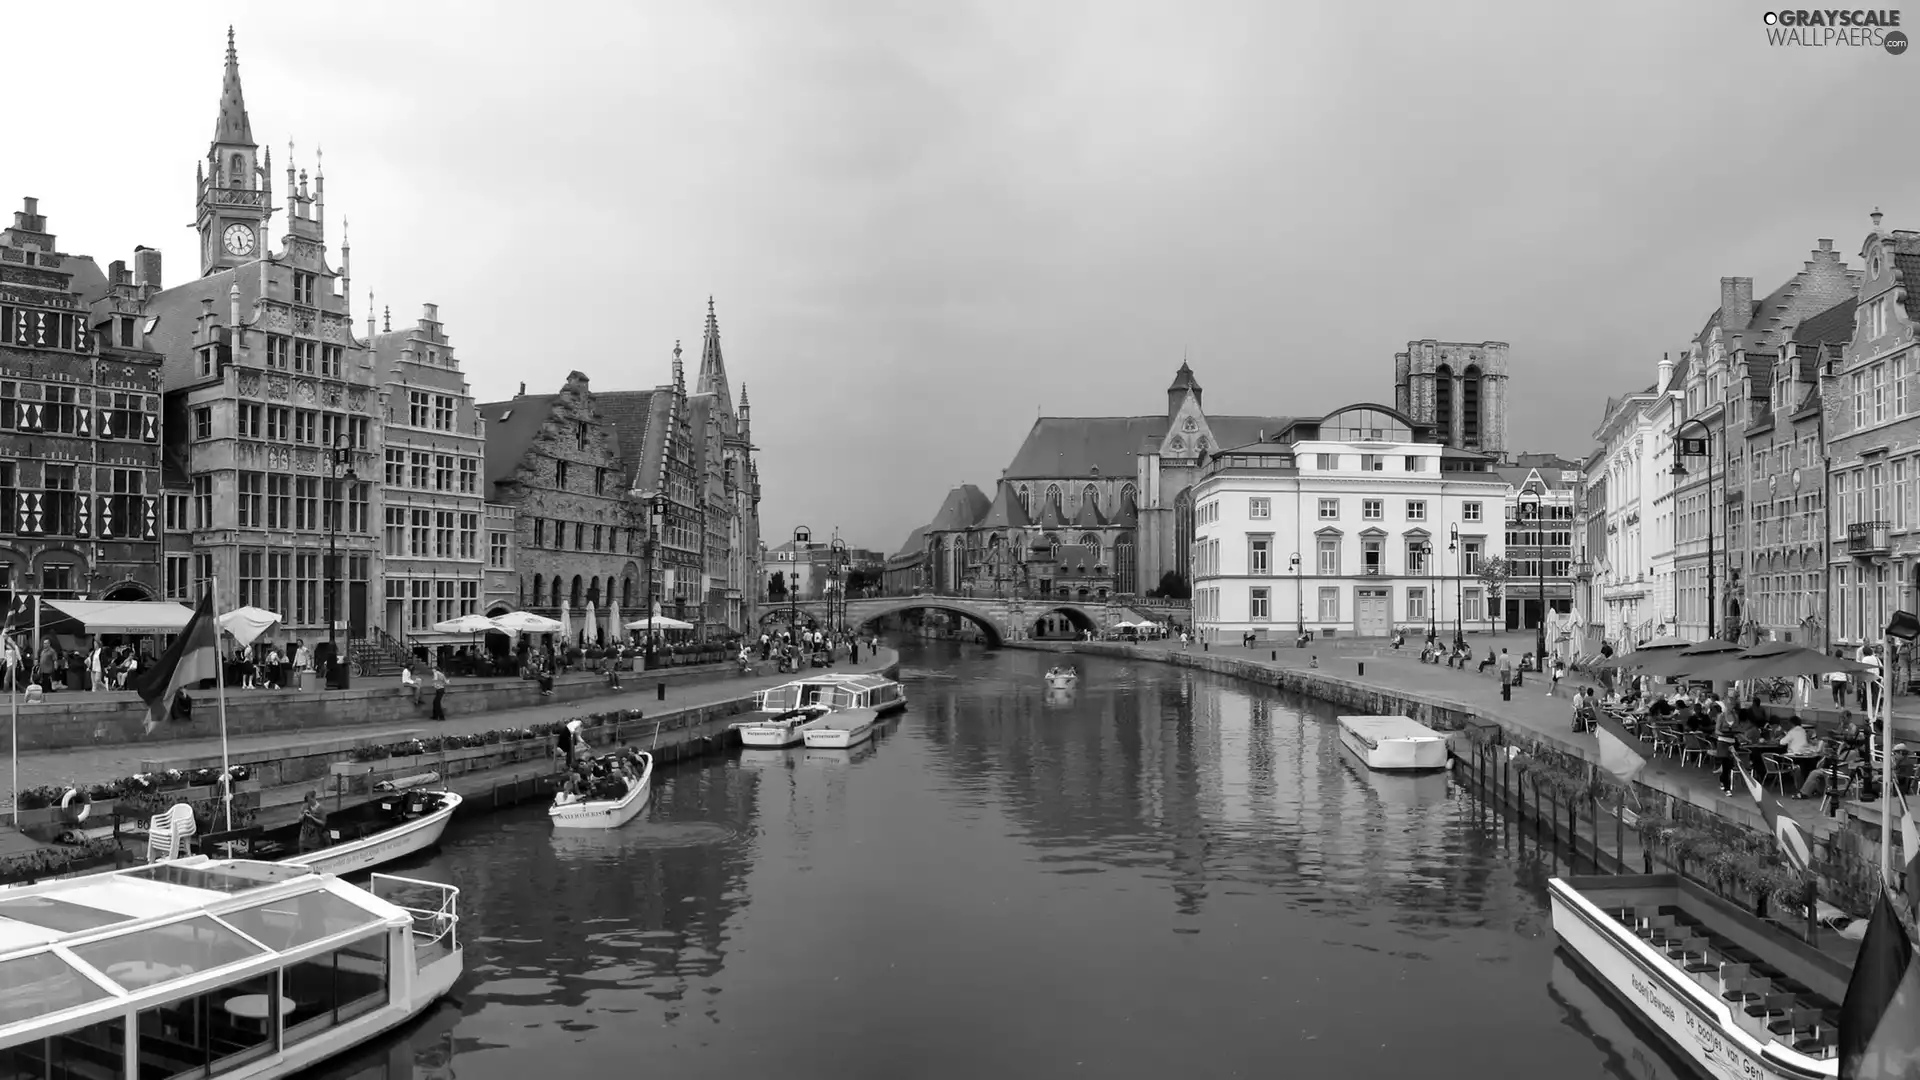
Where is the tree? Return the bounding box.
[1150,570,1191,600]
[1475,556,1511,636]
[767,571,787,601]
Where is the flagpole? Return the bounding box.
[8,636,16,833]
[1884,629,1896,889]
[211,581,233,835]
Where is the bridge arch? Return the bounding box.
[842,599,1005,647]
[1026,605,1098,638]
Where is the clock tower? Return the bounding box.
[195,27,272,277]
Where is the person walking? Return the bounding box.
[1498,649,1514,701]
[430,664,449,721]
[1548,656,1565,697]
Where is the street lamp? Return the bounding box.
[643,493,669,671]
[790,526,809,644]
[1671,418,1717,640]
[1448,523,1464,648]
[1519,481,1548,670]
[327,434,358,688]
[1288,551,1303,638]
[1415,539,1436,640]
[830,536,848,643]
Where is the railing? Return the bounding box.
[370,873,461,959]
[1847,520,1891,555]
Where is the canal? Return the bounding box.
[304,642,1698,1080]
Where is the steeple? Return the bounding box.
[213,26,253,145]
[1167,360,1203,418]
[696,296,733,413]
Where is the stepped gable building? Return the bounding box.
[145,30,380,643]
[1827,212,1920,645]
[1393,340,1510,459]
[1492,457,1580,631]
[370,303,486,644]
[908,363,1287,599]
[0,197,166,610]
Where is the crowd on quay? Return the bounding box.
[750,626,879,674]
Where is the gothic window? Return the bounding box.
[1080,533,1100,556]
[1462,364,1483,448]
[1018,485,1030,514]
[1082,484,1098,513]
[1174,488,1195,582]
[1045,484,1062,512]
[623,577,634,607]
[1113,530,1138,593]
[1433,364,1455,445]
[570,575,583,607]
[1120,482,1138,509]
[587,578,600,605]
[229,154,244,188]
[531,574,544,607]
[1045,533,1061,560]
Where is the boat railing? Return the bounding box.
[370,873,462,961]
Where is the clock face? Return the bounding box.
[223,223,255,256]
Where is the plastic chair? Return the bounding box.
[146,803,198,862]
[1680,733,1711,769]
[1761,754,1796,794]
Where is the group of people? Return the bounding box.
[755,627,877,674]
[1,636,157,693]
[232,640,312,690]
[553,724,648,805]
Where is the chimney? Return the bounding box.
[1720,277,1754,332]
[133,246,161,289]
[1657,352,1675,391]
[518,381,526,396]
[1818,238,1835,254]
[21,197,36,216]
[1873,208,1885,234]
[423,303,438,322]
[108,259,127,285]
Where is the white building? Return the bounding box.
[1591,380,1660,642]
[1190,404,1509,641]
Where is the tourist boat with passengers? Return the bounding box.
[1336,715,1450,772]
[548,750,654,830]
[216,788,463,877]
[1548,872,1843,1079]
[733,704,837,749]
[1045,666,1079,690]
[0,856,461,1078]
[802,708,882,750]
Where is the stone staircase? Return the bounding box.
[350,627,417,679]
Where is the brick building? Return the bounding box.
[1393,340,1511,459]
[372,303,486,644]
[147,32,380,650]
[482,502,516,617]
[1827,212,1920,645]
[0,198,166,609]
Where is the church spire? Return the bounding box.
[213,26,253,146]
[696,295,732,406]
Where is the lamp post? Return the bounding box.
[829,536,848,640]
[1448,523,1464,648]
[327,435,357,687]
[790,526,809,642]
[1671,418,1717,640]
[1288,552,1303,639]
[1415,539,1435,640]
[1519,481,1548,671]
[643,493,668,671]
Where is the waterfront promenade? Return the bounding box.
[0,651,898,808]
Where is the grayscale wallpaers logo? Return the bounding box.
[1763,9,1908,52]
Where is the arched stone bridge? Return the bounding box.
[758,594,1147,647]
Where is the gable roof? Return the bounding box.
[591,388,662,486]
[1004,414,1293,478]
[894,524,930,558]
[972,484,1032,530]
[1070,495,1107,529]
[476,392,559,491]
[926,485,990,532]
[1890,232,1920,322]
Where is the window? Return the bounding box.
[1406,499,1427,521]
[385,449,406,487]
[1250,587,1270,621]
[532,518,546,547]
[434,454,453,492]
[409,452,430,489]
[266,474,291,528]
[237,472,264,527]
[592,524,604,552]
[293,271,317,306]
[409,391,431,428]
[165,554,191,599]
[461,579,479,616]
[1407,587,1427,620]
[294,340,317,373]
[1362,537,1383,574]
[321,343,343,377]
[295,553,320,625]
[1248,536,1271,575]
[0,381,13,429]
[555,460,570,489]
[266,335,289,369]
[163,492,188,531]
[460,458,479,494]
[1362,499,1382,520]
[267,552,291,617]
[1318,498,1339,520]
[236,403,261,438]
[1360,454,1384,471]
[1404,455,1423,472]
[410,509,431,557]
[350,416,370,449]
[435,511,455,558]
[459,512,479,559]
[194,407,212,440]
[432,395,455,430]
[103,468,143,538]
[1317,536,1339,575]
[409,580,432,632]
[489,530,511,568]
[1316,453,1338,469]
[1875,363,1890,425]
[595,466,609,495]
[1248,497,1270,519]
[239,549,265,607]
[1463,538,1484,574]
[265,406,289,441]
[1317,587,1340,622]
[348,482,370,533]
[1463,587,1484,623]
[436,579,456,625]
[43,386,78,434]
[294,410,317,444]
[1462,501,1483,522]
[385,506,406,556]
[193,475,213,529]
[1407,541,1429,574]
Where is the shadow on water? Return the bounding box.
[327,640,1689,1080]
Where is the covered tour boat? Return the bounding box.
[1045,666,1079,690]
[0,857,461,1078]
[802,707,882,750]
[733,704,836,749]
[748,672,908,718]
[1549,873,1842,1079]
[548,750,654,830]
[1336,715,1450,772]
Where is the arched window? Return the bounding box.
[229,153,244,188]
[531,574,544,607]
[1045,532,1062,561]
[623,577,634,607]
[1080,533,1100,554]
[1120,482,1138,509]
[1045,484,1063,512]
[570,575,583,607]
[1433,363,1455,445]
[1461,364,1483,448]
[1174,488,1195,582]
[1113,530,1137,593]
[1082,484,1099,513]
[1017,485,1030,514]
[587,578,600,605]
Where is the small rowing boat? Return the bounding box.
[1045,666,1079,690]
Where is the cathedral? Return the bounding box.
[899,363,1290,599]
[1392,340,1511,457]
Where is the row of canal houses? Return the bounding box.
[1583,211,1920,659]
[0,34,762,671]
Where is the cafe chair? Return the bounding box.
[1680,733,1711,769]
[145,803,198,862]
[1761,753,1796,794]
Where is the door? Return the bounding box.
[1357,588,1390,637]
[349,582,368,637]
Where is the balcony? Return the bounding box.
[1847,520,1891,557]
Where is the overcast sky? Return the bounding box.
[11,1,1916,553]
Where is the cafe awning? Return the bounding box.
[39,599,196,635]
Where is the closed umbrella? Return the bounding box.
[557,598,572,643]
[584,600,598,647]
[607,599,622,644]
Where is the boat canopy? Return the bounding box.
[0,858,407,1038]
[753,672,900,712]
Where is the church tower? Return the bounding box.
[1392,339,1510,459]
[195,27,273,277]
[695,297,734,424]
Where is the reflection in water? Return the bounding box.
[336,641,1678,1080]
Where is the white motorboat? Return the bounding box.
[1549,873,1841,1078]
[548,751,654,830]
[802,707,881,749]
[279,791,463,877]
[0,857,461,1078]
[1045,666,1079,690]
[750,672,909,717]
[733,704,835,748]
[1336,715,1449,772]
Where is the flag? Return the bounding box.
[2,593,29,634]
[131,591,220,734]
[1840,890,1920,1079]
[1737,759,1815,875]
[1901,795,1920,922]
[1592,711,1656,785]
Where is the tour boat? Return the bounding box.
[733,704,836,749]
[0,857,461,1078]
[216,790,463,877]
[1045,666,1079,690]
[1336,715,1450,772]
[750,672,908,717]
[548,751,654,830]
[1548,873,1842,1079]
[802,707,882,750]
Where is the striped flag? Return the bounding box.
[1840,890,1920,1079]
[1737,758,1815,875]
[1592,711,1656,786]
[2,592,29,634]
[130,590,220,735]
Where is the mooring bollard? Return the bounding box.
[1271,651,1277,661]
[657,682,666,701]
[1357,661,1365,677]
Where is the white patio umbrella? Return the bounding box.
[607,599,623,643]
[218,606,282,648]
[490,611,564,636]
[626,614,694,632]
[432,614,496,634]
[584,600,598,646]
[557,597,572,642]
